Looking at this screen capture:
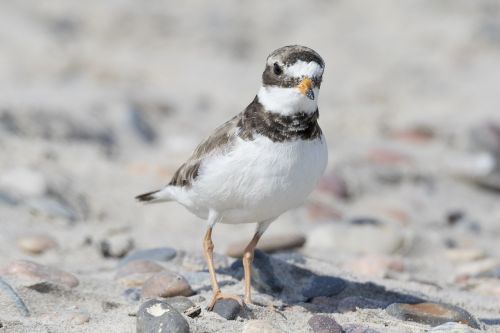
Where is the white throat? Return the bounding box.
[257,86,319,116]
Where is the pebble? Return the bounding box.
[242,320,284,333]
[0,168,47,198]
[141,270,194,299]
[115,260,164,287]
[250,250,284,294]
[183,305,201,318]
[429,322,474,332]
[343,324,382,333]
[164,296,195,313]
[17,234,58,255]
[302,276,347,300]
[27,197,79,222]
[226,232,306,258]
[385,302,480,329]
[306,221,406,255]
[346,255,404,278]
[123,288,141,302]
[316,171,351,200]
[136,299,189,333]
[118,247,177,267]
[100,234,134,258]
[445,249,486,263]
[0,260,79,289]
[212,299,241,320]
[308,315,342,333]
[336,296,387,313]
[61,308,90,325]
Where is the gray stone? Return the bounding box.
[308,315,342,333]
[430,322,474,332]
[337,296,386,313]
[141,270,194,299]
[100,235,134,258]
[119,248,177,267]
[17,234,58,255]
[212,299,241,320]
[164,296,195,313]
[386,302,480,329]
[123,288,141,302]
[115,260,164,287]
[136,299,189,333]
[251,250,284,294]
[0,260,79,289]
[302,276,347,299]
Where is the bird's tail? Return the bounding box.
[135,187,173,204]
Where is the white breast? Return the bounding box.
[182,135,328,224]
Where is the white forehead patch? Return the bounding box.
[285,60,323,78]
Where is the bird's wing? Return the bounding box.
[168,113,241,187]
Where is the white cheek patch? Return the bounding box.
[257,86,319,115]
[285,61,323,78]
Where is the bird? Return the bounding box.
[136,45,327,310]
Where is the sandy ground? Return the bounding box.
[1,0,500,332]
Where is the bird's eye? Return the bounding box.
[273,63,282,75]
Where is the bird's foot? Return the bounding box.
[206,290,242,311]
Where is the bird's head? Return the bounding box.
[258,45,325,115]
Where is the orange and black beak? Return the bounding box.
[297,78,315,100]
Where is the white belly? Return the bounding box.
[179,134,328,223]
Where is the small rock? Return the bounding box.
[115,260,164,287]
[317,171,351,200]
[0,168,47,198]
[141,270,193,299]
[45,307,90,325]
[212,299,241,320]
[446,249,486,263]
[123,288,141,302]
[27,197,79,221]
[182,271,211,287]
[119,247,177,267]
[308,315,342,333]
[136,299,189,333]
[0,260,79,289]
[302,276,347,300]
[164,296,195,313]
[101,301,121,312]
[251,250,284,294]
[430,322,474,332]
[242,320,284,333]
[67,311,90,325]
[183,305,201,318]
[306,221,406,255]
[343,324,381,333]
[100,235,134,258]
[386,302,480,329]
[226,232,306,258]
[346,255,404,278]
[17,234,57,255]
[475,265,500,278]
[337,296,387,313]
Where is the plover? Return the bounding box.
[136,45,327,309]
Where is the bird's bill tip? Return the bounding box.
[297,78,315,100]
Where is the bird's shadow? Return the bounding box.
[216,250,423,314]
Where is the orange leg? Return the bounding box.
[242,232,261,304]
[203,227,241,310]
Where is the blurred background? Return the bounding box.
[1,0,500,307]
